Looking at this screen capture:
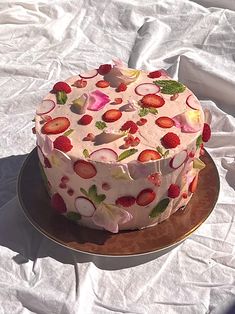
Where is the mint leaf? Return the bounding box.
[95,121,107,130]
[196,135,202,149]
[67,212,81,221]
[80,188,88,197]
[88,185,97,200]
[138,108,149,117]
[148,108,158,115]
[83,149,90,158]
[154,80,186,94]
[63,129,74,137]
[163,150,169,158]
[56,91,67,104]
[96,194,106,204]
[118,148,138,161]
[156,146,164,156]
[149,198,170,218]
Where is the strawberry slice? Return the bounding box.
[115,196,136,207]
[141,94,165,108]
[148,70,162,78]
[98,64,112,75]
[42,117,70,135]
[96,80,110,88]
[72,79,87,88]
[73,160,97,179]
[137,149,161,162]
[116,83,127,92]
[136,189,156,206]
[102,109,122,123]
[53,81,71,94]
[189,174,199,193]
[155,117,175,128]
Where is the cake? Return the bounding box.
[34,60,211,233]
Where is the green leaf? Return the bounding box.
[96,194,106,204]
[67,212,81,221]
[80,187,88,197]
[56,91,68,104]
[148,108,158,115]
[149,198,170,218]
[63,129,74,137]
[83,149,90,158]
[88,185,97,200]
[95,121,107,130]
[163,150,170,158]
[154,80,186,94]
[138,108,149,117]
[156,146,163,156]
[118,148,138,161]
[196,135,202,149]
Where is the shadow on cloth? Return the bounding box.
[0,154,173,270]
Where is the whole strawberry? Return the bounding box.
[53,136,73,152]
[161,132,180,149]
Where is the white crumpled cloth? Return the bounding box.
[0,1,235,313]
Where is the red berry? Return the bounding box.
[202,123,211,142]
[131,137,140,146]
[67,188,74,196]
[61,176,69,183]
[148,70,162,78]
[136,189,156,206]
[98,64,112,75]
[189,151,195,158]
[42,117,70,135]
[44,157,52,168]
[114,98,123,104]
[51,193,67,213]
[141,94,165,108]
[96,80,110,88]
[137,149,161,162]
[116,83,127,92]
[59,182,67,189]
[53,81,71,94]
[137,118,147,126]
[32,127,36,134]
[54,136,73,153]
[120,121,138,134]
[161,132,180,149]
[102,183,111,191]
[102,109,122,123]
[182,192,188,199]
[74,160,97,179]
[83,133,95,141]
[168,184,180,198]
[115,196,136,207]
[79,114,93,125]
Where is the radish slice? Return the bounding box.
[135,83,160,96]
[79,69,98,79]
[75,197,96,217]
[90,148,118,162]
[186,95,200,110]
[36,99,56,116]
[169,150,188,169]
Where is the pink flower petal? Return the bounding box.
[173,110,203,133]
[87,90,110,111]
[92,203,132,233]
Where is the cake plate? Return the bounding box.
[17,148,219,257]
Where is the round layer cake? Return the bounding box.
[34,61,211,233]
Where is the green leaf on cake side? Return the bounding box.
[196,135,203,149]
[95,121,107,130]
[80,185,106,205]
[117,148,138,161]
[80,187,89,197]
[83,149,90,158]
[154,80,186,94]
[67,212,81,221]
[56,91,68,104]
[63,129,74,137]
[149,198,170,218]
[156,146,169,158]
[138,108,158,117]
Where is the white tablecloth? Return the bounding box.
[0,1,235,313]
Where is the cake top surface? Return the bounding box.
[35,60,204,164]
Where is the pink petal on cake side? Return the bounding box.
[173,110,203,133]
[87,90,110,111]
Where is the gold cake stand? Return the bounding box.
[17,148,220,257]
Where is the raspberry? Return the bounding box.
[79,114,93,125]
[148,70,162,78]
[83,133,95,141]
[114,98,123,104]
[53,81,71,94]
[67,188,74,196]
[115,196,136,207]
[168,184,180,198]
[120,121,138,134]
[53,136,73,152]
[51,193,67,213]
[202,123,211,142]
[116,83,127,92]
[161,132,180,149]
[137,118,147,126]
[98,64,112,75]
